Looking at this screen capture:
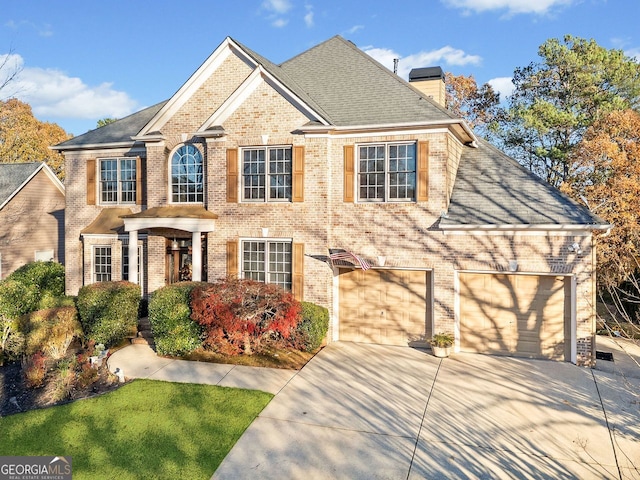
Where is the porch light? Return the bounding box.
[171,238,180,251]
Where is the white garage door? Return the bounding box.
[459,273,570,360]
[339,268,430,346]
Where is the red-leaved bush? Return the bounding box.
[191,278,301,355]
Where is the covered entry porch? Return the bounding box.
[121,206,216,285]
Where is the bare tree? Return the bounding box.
[0,48,22,99]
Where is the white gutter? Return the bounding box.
[439,224,613,231]
[50,141,138,152]
[299,118,477,145]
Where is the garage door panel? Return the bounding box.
[339,269,430,346]
[460,273,569,361]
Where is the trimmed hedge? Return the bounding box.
[296,302,329,352]
[24,306,82,359]
[77,281,140,347]
[8,261,65,311]
[148,282,206,356]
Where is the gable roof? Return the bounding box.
[440,139,609,229]
[0,162,64,210]
[280,36,456,126]
[54,35,467,150]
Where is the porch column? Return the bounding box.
[192,231,202,282]
[128,230,138,284]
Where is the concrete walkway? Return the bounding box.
[107,344,297,395]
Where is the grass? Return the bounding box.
[1,379,273,480]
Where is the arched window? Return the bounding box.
[171,145,203,203]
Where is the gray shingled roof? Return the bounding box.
[440,139,607,227]
[54,101,167,148]
[280,36,455,126]
[0,162,42,206]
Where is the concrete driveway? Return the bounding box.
[213,341,640,479]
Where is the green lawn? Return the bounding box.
[1,379,273,479]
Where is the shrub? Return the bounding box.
[77,281,140,347]
[23,352,47,388]
[24,306,82,359]
[295,302,329,352]
[191,278,302,355]
[0,279,38,363]
[8,261,65,311]
[148,282,206,356]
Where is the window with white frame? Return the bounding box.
[171,145,203,203]
[100,158,137,204]
[93,246,112,282]
[242,146,292,201]
[122,244,143,290]
[242,240,292,290]
[358,142,416,202]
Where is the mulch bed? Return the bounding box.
[0,356,126,417]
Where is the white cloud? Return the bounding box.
[441,0,574,15]
[1,53,138,120]
[304,5,314,27]
[487,76,515,100]
[272,18,289,27]
[262,0,292,14]
[625,47,640,61]
[346,25,364,34]
[363,46,482,79]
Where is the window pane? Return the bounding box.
[243,241,265,281]
[269,148,292,200]
[243,149,266,200]
[100,159,118,203]
[171,146,203,203]
[358,146,385,201]
[388,143,416,200]
[94,246,112,282]
[120,159,137,203]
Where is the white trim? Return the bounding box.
[571,275,577,364]
[355,140,417,203]
[137,37,240,136]
[123,216,215,233]
[198,66,329,132]
[167,144,205,205]
[91,244,112,283]
[51,141,137,152]
[441,225,609,233]
[301,119,476,144]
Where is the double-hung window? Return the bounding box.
[171,145,204,203]
[358,143,416,202]
[93,246,112,282]
[100,158,137,204]
[242,147,292,201]
[242,240,292,290]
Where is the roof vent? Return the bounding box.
[409,66,446,107]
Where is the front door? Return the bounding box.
[166,238,192,284]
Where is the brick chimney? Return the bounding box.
[409,66,445,108]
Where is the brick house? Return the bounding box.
[0,162,65,278]
[53,36,608,365]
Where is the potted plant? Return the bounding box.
[430,332,454,358]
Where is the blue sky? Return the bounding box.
[1,0,638,136]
